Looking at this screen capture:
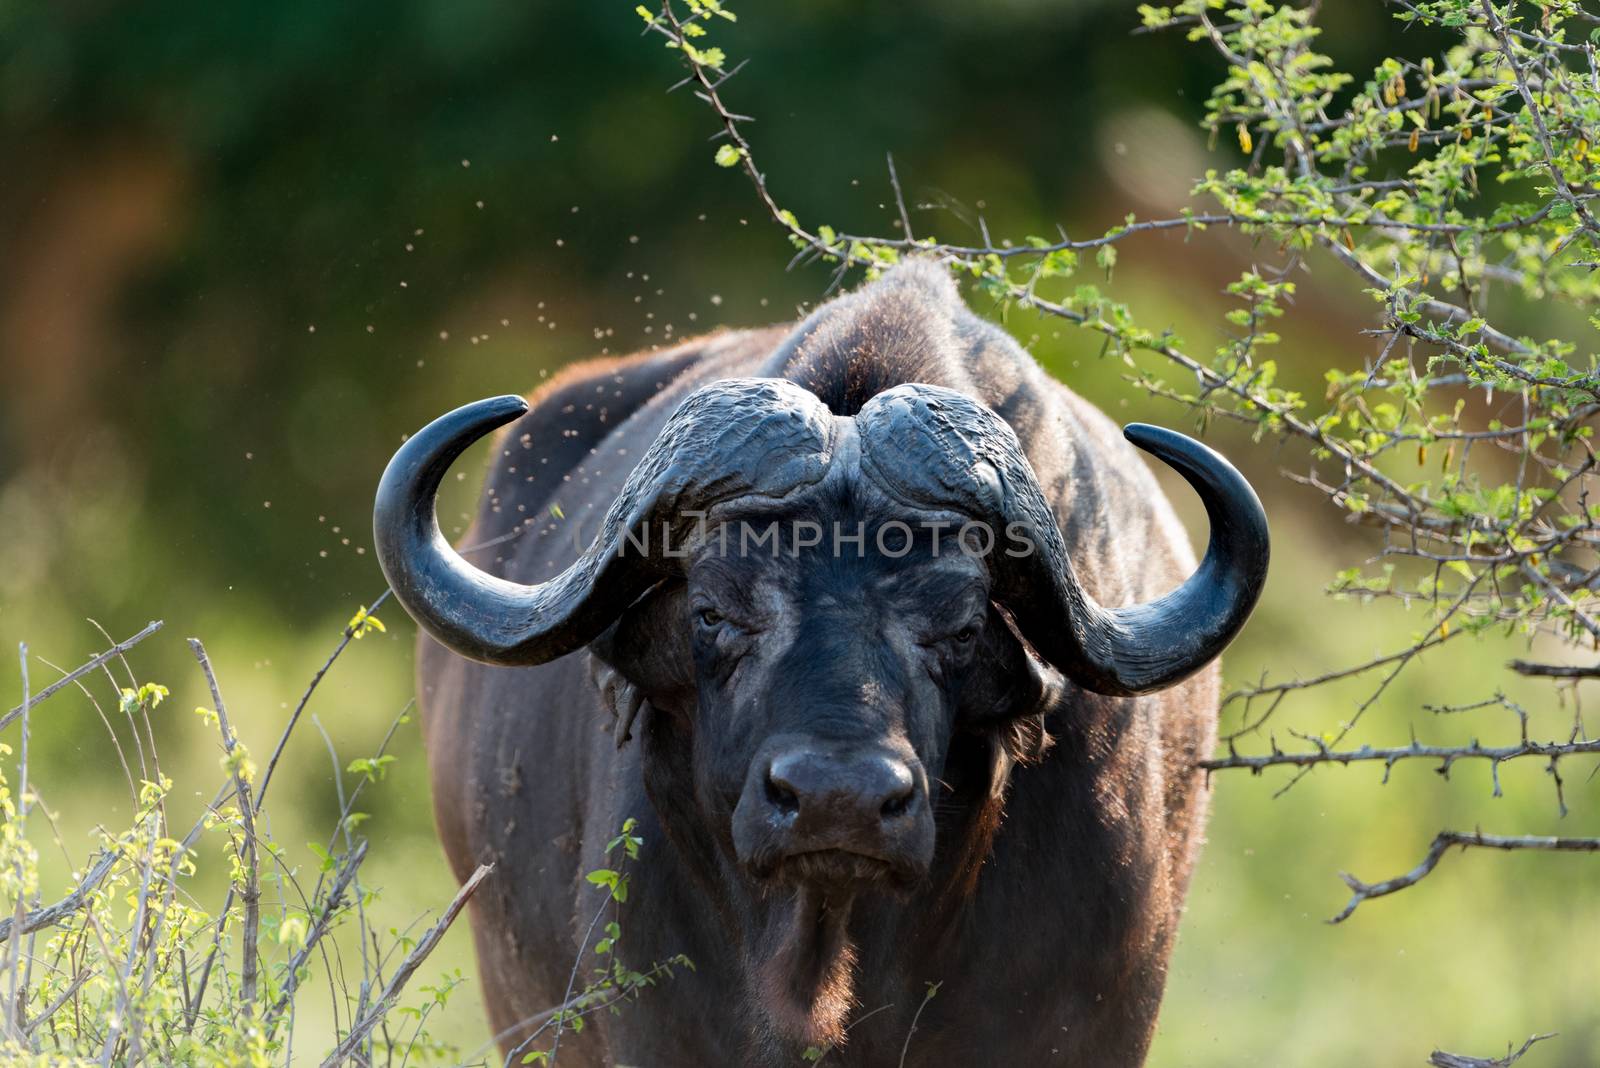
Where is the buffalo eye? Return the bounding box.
[923,622,980,652]
[697,607,726,628]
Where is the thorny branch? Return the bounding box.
[1332,831,1600,923]
[640,4,1600,1058]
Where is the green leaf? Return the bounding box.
[714,144,743,168]
[307,841,336,873]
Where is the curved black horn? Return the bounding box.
[855,385,1268,697]
[373,380,837,666]
[1073,422,1270,695]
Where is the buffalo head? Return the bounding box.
[372,378,1268,1046]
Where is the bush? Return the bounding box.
[0,606,484,1067]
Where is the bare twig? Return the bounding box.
[1507,659,1600,679]
[1430,1033,1556,1068]
[0,852,117,946]
[898,981,940,1068]
[886,152,913,241]
[255,589,391,810]
[1332,832,1600,923]
[265,840,369,1027]
[102,807,159,1067]
[320,863,494,1068]
[188,638,261,1019]
[0,622,164,731]
[4,643,31,1042]
[470,955,690,1067]
[1200,735,1600,775]
[21,968,90,1039]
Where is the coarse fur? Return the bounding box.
[417,262,1217,1066]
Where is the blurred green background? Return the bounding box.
[0,1,1595,1064]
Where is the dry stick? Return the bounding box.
[187,639,261,1019]
[27,792,103,1040]
[478,958,688,1067]
[0,851,118,946]
[117,823,161,1066]
[1263,578,1486,800]
[1199,735,1600,775]
[319,863,493,1068]
[131,819,185,1063]
[1508,659,1600,678]
[175,780,239,1031]
[117,644,173,1068]
[88,619,163,786]
[310,713,379,1047]
[4,643,31,1044]
[17,925,35,1051]
[77,909,132,1059]
[179,788,334,1034]
[898,982,941,1068]
[886,152,913,242]
[313,719,361,1046]
[22,968,90,1039]
[0,622,164,732]
[1332,831,1600,924]
[265,840,368,1026]
[102,809,160,1067]
[183,600,394,1034]
[1430,1033,1555,1068]
[52,667,136,802]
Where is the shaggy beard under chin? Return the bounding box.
[750,884,859,1052]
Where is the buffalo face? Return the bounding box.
[688,519,991,891]
[595,505,1056,1046]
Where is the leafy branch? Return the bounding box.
[637,1,1600,1059]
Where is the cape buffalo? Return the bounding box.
[373,261,1268,1066]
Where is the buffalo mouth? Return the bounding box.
[776,847,905,892]
[740,835,927,895]
[750,882,861,1049]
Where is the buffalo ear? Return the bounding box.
[588,582,696,725]
[956,604,1062,764]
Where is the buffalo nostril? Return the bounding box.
[765,769,800,815]
[879,783,914,819]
